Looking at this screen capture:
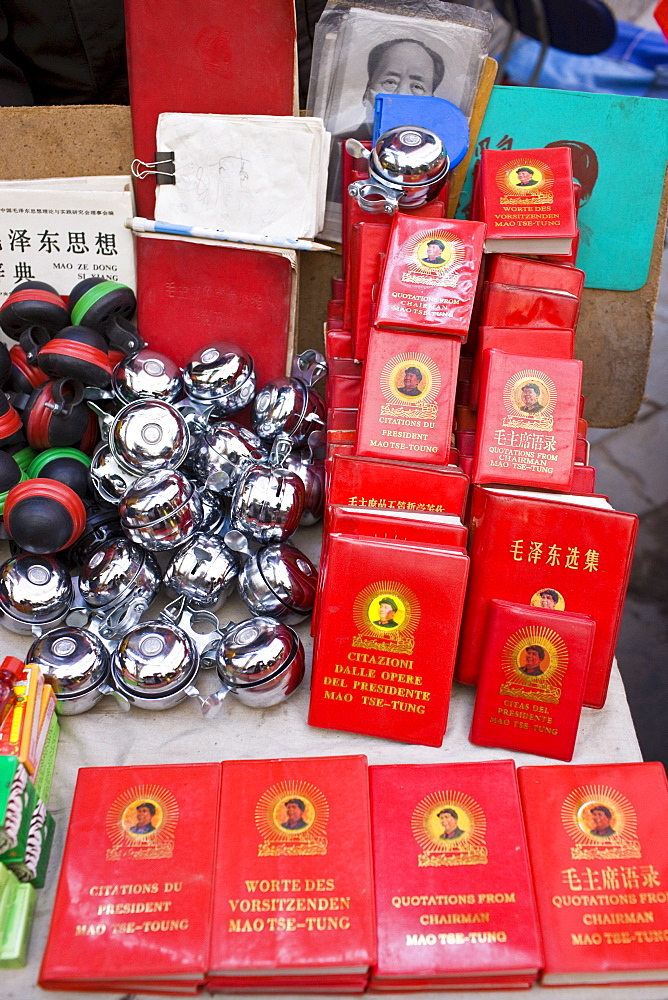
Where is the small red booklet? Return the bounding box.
[456,486,638,709]
[472,349,583,491]
[469,326,575,409]
[518,761,668,986]
[355,326,460,466]
[207,755,375,988]
[309,533,468,746]
[478,146,577,255]
[350,222,391,360]
[486,253,585,298]
[469,599,596,761]
[374,216,485,338]
[369,759,543,988]
[39,762,221,990]
[480,281,581,329]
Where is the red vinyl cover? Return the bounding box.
[469,326,575,409]
[124,0,296,218]
[208,756,376,978]
[485,254,584,298]
[469,599,595,761]
[479,146,577,254]
[135,235,295,383]
[374,217,485,338]
[39,762,221,988]
[481,281,581,329]
[455,486,638,709]
[518,761,668,986]
[309,534,468,747]
[355,327,460,466]
[368,760,542,985]
[472,349,582,491]
[350,223,391,361]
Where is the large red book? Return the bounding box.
[207,755,375,987]
[125,0,296,218]
[39,762,221,990]
[374,216,485,338]
[355,327,460,466]
[369,760,543,988]
[469,599,596,761]
[135,235,296,382]
[478,146,577,255]
[518,762,668,986]
[309,534,468,746]
[472,349,582,491]
[456,486,638,709]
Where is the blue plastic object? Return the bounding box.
[372,94,469,168]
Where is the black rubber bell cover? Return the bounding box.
[36,325,112,388]
[0,450,21,493]
[0,280,69,339]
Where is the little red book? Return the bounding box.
[355,326,460,466]
[456,486,638,709]
[39,762,221,990]
[350,221,391,360]
[486,253,585,299]
[472,350,582,491]
[309,534,468,747]
[469,599,596,761]
[374,216,485,339]
[478,146,577,255]
[368,760,543,988]
[480,281,581,329]
[518,762,668,986]
[469,326,575,409]
[207,755,375,988]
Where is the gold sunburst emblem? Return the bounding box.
[499,625,567,704]
[106,784,178,860]
[562,784,640,860]
[401,228,467,283]
[255,781,329,857]
[496,157,554,198]
[411,791,488,867]
[380,351,441,408]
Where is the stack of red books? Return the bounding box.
[368,759,543,990]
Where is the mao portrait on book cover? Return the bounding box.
[411,791,488,867]
[562,784,641,860]
[503,368,556,431]
[495,156,554,202]
[106,784,178,860]
[255,781,329,857]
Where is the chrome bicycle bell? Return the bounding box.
[347,126,450,214]
[251,351,326,446]
[0,552,72,635]
[95,399,190,474]
[163,532,239,611]
[79,537,162,637]
[201,616,305,717]
[26,626,122,714]
[120,468,203,552]
[230,449,305,544]
[112,349,183,404]
[183,341,256,415]
[192,420,266,493]
[229,532,318,623]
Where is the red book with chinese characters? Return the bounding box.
[355,327,460,466]
[39,762,221,991]
[207,755,375,989]
[469,326,575,409]
[455,486,638,709]
[478,146,577,255]
[374,216,485,338]
[469,599,595,761]
[518,762,668,985]
[309,534,468,747]
[327,453,469,522]
[368,760,542,989]
[472,350,582,491]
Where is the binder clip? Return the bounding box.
[130,151,176,185]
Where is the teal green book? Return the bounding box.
[457,86,668,291]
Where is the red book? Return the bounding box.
[135,236,295,383]
[374,217,485,338]
[571,463,596,494]
[518,762,668,986]
[469,326,575,409]
[486,254,585,298]
[469,599,596,761]
[309,534,468,746]
[355,327,460,466]
[481,281,581,329]
[125,0,296,218]
[327,507,467,550]
[207,755,375,987]
[478,146,577,255]
[327,453,469,521]
[472,350,582,491]
[39,762,221,990]
[350,222,391,360]
[456,486,638,709]
[369,760,543,988]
